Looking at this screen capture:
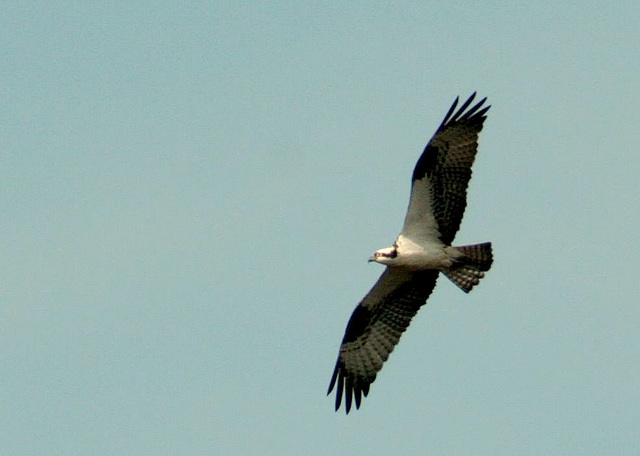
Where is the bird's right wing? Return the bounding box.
[328,268,439,413]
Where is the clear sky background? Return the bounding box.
[3,2,639,455]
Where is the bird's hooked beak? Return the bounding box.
[368,256,376,263]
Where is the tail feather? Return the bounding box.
[443,242,493,293]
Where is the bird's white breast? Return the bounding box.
[394,235,455,270]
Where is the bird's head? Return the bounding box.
[369,245,398,265]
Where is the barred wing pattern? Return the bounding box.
[328,269,439,413]
[403,93,490,245]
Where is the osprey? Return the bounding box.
[328,93,493,413]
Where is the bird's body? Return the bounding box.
[380,235,460,270]
[328,93,493,413]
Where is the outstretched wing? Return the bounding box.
[328,268,439,413]
[401,93,490,245]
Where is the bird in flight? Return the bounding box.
[328,93,493,414]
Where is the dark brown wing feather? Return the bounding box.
[328,268,439,413]
[408,93,490,245]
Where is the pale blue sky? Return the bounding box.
[2,2,639,455]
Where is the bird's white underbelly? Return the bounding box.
[395,235,457,270]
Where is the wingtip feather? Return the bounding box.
[345,377,353,414]
[439,96,459,129]
[327,361,339,395]
[354,385,362,410]
[452,92,476,120]
[334,370,344,412]
[438,93,490,130]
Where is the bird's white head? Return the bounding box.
[369,245,398,265]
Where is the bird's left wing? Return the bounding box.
[328,268,439,413]
[402,93,490,245]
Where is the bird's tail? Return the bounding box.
[443,242,493,293]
